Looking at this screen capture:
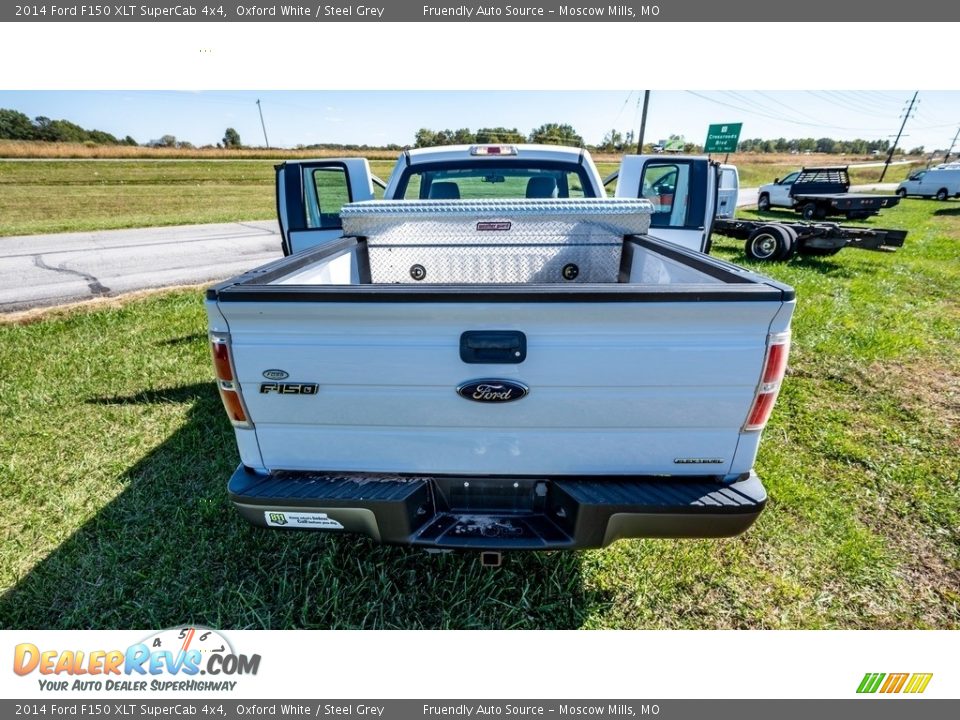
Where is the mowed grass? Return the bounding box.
[1,156,920,236]
[1,201,958,629]
[0,160,397,236]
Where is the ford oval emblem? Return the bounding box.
[457,379,529,403]
[262,369,289,380]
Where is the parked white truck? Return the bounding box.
[206,145,795,557]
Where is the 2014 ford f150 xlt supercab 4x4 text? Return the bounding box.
[205,144,796,553]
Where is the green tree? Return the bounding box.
[33,116,55,141]
[600,129,624,153]
[475,127,523,143]
[414,128,436,147]
[0,108,36,140]
[815,137,837,153]
[529,123,583,146]
[223,127,242,148]
[452,128,475,145]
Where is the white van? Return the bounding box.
[896,168,960,200]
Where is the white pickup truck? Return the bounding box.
[206,145,795,556]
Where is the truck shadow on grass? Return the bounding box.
[0,383,605,630]
[933,206,960,216]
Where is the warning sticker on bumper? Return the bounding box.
[264,510,345,530]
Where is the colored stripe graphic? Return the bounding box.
[904,673,933,694]
[857,672,932,694]
[857,673,885,693]
[880,673,909,693]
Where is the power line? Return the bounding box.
[880,91,918,182]
[816,91,901,119]
[752,91,826,124]
[684,91,891,132]
[608,91,634,131]
[945,126,960,163]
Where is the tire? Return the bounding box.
[936,188,949,201]
[801,202,818,220]
[896,188,907,198]
[778,226,798,260]
[745,224,793,262]
[757,193,771,211]
[845,211,870,220]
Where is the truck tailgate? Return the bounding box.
[213,298,786,477]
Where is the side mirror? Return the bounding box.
[774,178,781,184]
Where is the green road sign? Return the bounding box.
[705,123,743,153]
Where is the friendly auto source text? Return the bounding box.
[422,5,659,17]
[422,705,654,716]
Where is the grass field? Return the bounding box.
[1,201,957,630]
[0,154,922,237]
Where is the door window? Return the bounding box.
[781,172,800,185]
[305,166,351,229]
[640,162,691,228]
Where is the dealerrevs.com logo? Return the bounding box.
[13,627,260,692]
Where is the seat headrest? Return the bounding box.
[526,176,559,199]
[428,181,460,200]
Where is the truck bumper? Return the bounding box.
[228,466,767,551]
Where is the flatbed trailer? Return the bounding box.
[713,217,907,262]
[788,167,900,220]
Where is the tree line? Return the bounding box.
[737,136,924,155]
[1,107,926,155]
[0,108,251,150]
[0,108,137,146]
[415,123,584,148]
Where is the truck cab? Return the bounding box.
[758,171,800,211]
[277,145,717,256]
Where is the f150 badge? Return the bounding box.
[260,382,318,395]
[457,379,528,403]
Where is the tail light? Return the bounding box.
[210,333,252,428]
[743,331,790,432]
[470,144,518,156]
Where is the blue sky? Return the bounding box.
[1,90,958,151]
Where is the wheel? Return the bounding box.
[896,188,907,198]
[757,193,771,211]
[936,188,949,201]
[778,226,798,260]
[845,211,870,220]
[801,202,818,220]
[745,224,793,262]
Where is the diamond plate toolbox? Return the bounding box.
[340,198,654,284]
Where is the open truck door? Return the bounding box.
[276,159,376,255]
[614,155,717,252]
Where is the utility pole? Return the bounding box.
[945,125,960,163]
[256,98,270,149]
[879,91,917,182]
[636,90,650,154]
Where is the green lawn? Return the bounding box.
[0,201,958,630]
[0,160,396,236]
